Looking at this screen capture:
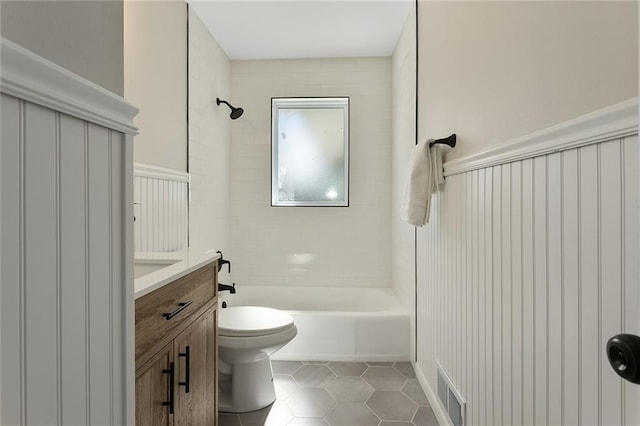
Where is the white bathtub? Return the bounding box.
[220,286,410,362]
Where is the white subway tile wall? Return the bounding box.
[390,5,417,352]
[188,9,231,254]
[230,57,392,287]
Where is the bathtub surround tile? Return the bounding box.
[287,388,336,417]
[327,361,368,377]
[292,365,336,388]
[219,361,436,426]
[362,367,408,390]
[230,58,392,290]
[326,377,374,403]
[366,391,419,422]
[302,361,329,365]
[393,362,416,378]
[273,360,304,374]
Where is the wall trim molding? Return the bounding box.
[414,362,453,426]
[0,38,138,135]
[444,97,638,176]
[134,163,190,183]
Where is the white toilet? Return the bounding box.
[218,306,297,413]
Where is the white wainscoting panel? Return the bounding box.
[416,99,639,426]
[133,163,189,253]
[1,38,137,426]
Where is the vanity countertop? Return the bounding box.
[134,249,220,299]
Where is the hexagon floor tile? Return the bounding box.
[218,360,436,426]
[287,418,329,426]
[393,362,417,378]
[327,361,368,377]
[412,406,439,425]
[287,388,336,417]
[366,390,418,422]
[326,376,374,403]
[362,366,408,390]
[292,364,336,388]
[272,360,303,374]
[402,379,430,406]
[325,403,380,426]
[238,400,293,426]
[274,374,300,399]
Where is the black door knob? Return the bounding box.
[606,334,640,385]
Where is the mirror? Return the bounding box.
[271,97,350,207]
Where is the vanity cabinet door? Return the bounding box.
[174,305,217,426]
[135,342,175,426]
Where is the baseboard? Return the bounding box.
[271,354,411,362]
[413,361,452,426]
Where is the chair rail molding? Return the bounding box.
[134,162,190,183]
[444,97,638,176]
[0,37,138,135]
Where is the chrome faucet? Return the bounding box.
[218,282,236,294]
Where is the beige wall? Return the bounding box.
[188,8,231,254]
[229,57,392,288]
[418,1,639,161]
[391,4,417,355]
[124,0,187,171]
[0,0,124,95]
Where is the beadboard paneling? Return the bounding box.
[1,39,136,426]
[1,94,132,426]
[416,133,639,425]
[133,164,188,253]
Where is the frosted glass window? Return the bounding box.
[271,97,349,206]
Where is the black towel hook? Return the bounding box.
[429,133,456,148]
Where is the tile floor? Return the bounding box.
[218,361,438,426]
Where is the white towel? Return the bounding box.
[400,139,445,226]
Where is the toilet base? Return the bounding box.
[218,355,276,413]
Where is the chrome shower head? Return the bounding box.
[216,97,244,120]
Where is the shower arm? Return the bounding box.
[216,98,232,109]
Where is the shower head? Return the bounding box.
[216,97,244,120]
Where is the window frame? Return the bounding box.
[270,96,350,207]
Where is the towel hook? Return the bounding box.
[429,133,456,148]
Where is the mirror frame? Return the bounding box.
[271,97,350,207]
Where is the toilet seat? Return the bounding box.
[219,306,294,338]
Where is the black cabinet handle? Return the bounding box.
[178,345,191,393]
[607,333,640,385]
[163,301,193,320]
[161,362,175,414]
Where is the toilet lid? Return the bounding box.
[219,306,295,337]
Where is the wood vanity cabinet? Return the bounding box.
[135,261,218,426]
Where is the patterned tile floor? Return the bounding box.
[218,361,439,426]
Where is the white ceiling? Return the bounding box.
[187,0,414,60]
